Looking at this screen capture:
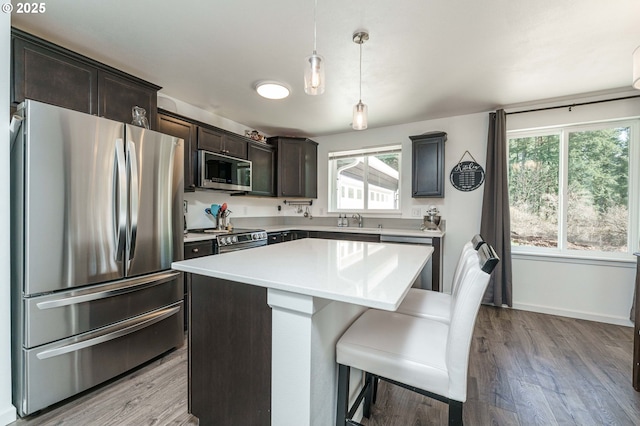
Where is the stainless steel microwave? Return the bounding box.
[198,150,252,191]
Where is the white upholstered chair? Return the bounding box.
[335,243,499,426]
[395,234,486,324]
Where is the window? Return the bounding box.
[329,145,401,212]
[508,120,638,257]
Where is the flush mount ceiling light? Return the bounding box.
[304,0,325,95]
[633,46,640,89]
[256,82,290,99]
[352,30,369,130]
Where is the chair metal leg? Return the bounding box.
[336,364,350,426]
[449,400,463,426]
[363,373,373,418]
[372,377,378,404]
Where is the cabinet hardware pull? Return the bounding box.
[193,248,199,253]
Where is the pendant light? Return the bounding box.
[304,0,325,95]
[352,31,369,130]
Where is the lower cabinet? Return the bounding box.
[308,231,380,243]
[189,275,271,425]
[183,240,214,330]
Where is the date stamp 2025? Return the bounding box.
[2,2,46,14]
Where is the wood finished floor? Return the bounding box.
[9,307,640,425]
[362,306,640,426]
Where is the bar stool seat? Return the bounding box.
[337,309,450,395]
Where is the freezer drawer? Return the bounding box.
[14,302,184,417]
[23,271,182,348]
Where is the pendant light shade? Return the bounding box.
[634,46,640,90]
[304,52,325,95]
[353,101,368,130]
[352,31,369,130]
[304,0,325,95]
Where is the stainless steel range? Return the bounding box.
[191,228,268,253]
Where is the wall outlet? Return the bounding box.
[411,207,421,217]
[183,200,188,214]
[320,208,324,215]
[243,206,248,215]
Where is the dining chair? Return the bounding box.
[395,234,486,324]
[335,243,499,426]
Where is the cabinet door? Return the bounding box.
[278,138,305,197]
[198,126,224,153]
[159,113,197,191]
[12,36,97,114]
[411,135,445,197]
[304,140,318,198]
[248,142,275,196]
[98,71,158,129]
[224,134,248,159]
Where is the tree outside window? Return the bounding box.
[508,121,635,255]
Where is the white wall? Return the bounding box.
[1,11,16,426]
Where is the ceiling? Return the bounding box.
[12,0,640,137]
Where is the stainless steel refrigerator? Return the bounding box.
[10,100,185,416]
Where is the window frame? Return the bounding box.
[328,145,402,214]
[507,118,640,261]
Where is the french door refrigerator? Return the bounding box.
[10,100,185,416]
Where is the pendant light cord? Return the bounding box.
[358,39,362,102]
[313,0,317,53]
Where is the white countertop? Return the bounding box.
[184,224,444,242]
[172,238,433,310]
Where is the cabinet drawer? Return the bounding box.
[185,241,214,259]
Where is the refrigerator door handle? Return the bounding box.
[127,140,139,262]
[114,138,127,262]
[35,304,181,360]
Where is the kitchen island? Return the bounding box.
[172,238,433,426]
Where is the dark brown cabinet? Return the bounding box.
[198,127,248,159]
[11,28,160,129]
[12,35,97,114]
[159,111,197,191]
[189,276,271,425]
[183,240,215,331]
[309,231,380,243]
[248,142,276,196]
[411,131,447,198]
[98,71,157,126]
[269,136,318,198]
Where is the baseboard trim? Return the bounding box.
[0,403,16,426]
[512,303,634,327]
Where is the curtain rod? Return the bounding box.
[505,94,640,115]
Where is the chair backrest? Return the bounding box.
[471,234,486,250]
[445,246,499,402]
[450,234,487,298]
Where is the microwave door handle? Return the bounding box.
[127,140,139,263]
[114,139,127,262]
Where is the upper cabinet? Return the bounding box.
[247,142,276,197]
[411,131,447,198]
[11,28,160,129]
[197,127,248,159]
[158,111,197,191]
[268,137,318,198]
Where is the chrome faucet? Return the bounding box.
[352,213,363,228]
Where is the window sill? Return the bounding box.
[511,249,636,268]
